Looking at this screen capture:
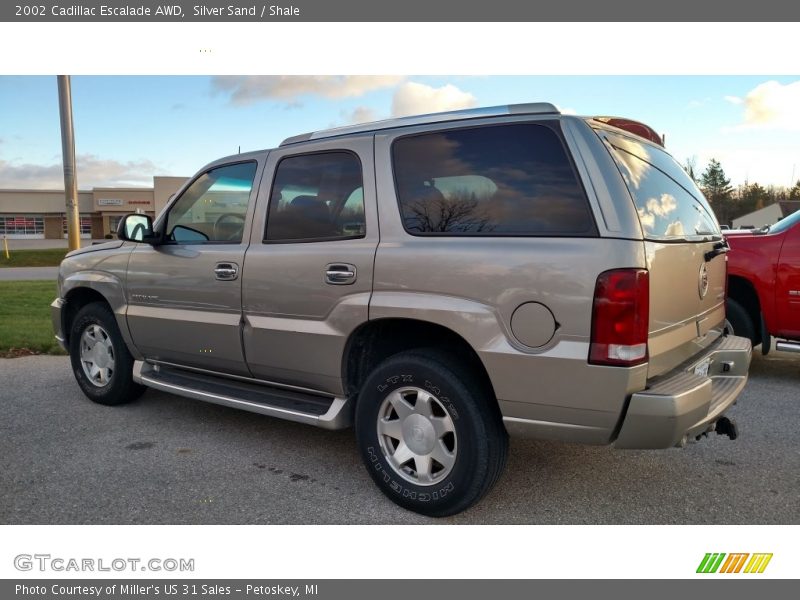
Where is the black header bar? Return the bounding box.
[2,579,796,600]
[4,1,800,22]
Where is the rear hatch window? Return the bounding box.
[603,132,720,241]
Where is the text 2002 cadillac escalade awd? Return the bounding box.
[52,104,751,516]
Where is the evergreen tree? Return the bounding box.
[700,159,734,225]
[789,180,800,201]
[738,182,766,216]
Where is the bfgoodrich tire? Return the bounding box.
[69,301,146,406]
[355,350,508,517]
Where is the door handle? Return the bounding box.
[326,263,356,285]
[214,262,239,281]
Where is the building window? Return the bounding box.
[108,215,123,234]
[0,215,44,236]
[62,214,93,237]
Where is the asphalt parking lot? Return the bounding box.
[1,351,798,524]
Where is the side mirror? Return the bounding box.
[117,214,160,244]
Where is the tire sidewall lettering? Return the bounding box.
[424,379,459,420]
[375,374,460,421]
[376,374,414,394]
[366,443,456,504]
[366,368,463,504]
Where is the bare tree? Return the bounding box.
[406,191,495,233]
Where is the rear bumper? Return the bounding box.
[614,335,751,449]
[51,297,67,351]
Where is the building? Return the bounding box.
[731,200,800,229]
[0,176,187,239]
[731,203,783,229]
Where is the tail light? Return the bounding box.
[589,269,649,366]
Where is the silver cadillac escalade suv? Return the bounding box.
[52,103,752,516]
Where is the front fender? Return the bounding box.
[58,243,141,359]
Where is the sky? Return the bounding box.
[0,75,799,190]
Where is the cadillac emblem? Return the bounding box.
[698,263,709,299]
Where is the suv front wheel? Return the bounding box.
[355,350,508,517]
[69,301,146,406]
[725,298,756,344]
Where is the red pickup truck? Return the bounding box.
[724,209,800,354]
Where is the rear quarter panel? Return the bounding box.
[373,121,650,440]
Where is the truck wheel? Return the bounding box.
[355,349,508,517]
[69,302,146,406]
[725,298,757,345]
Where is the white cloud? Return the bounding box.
[664,221,686,237]
[637,194,678,233]
[688,97,712,108]
[724,95,743,105]
[391,82,477,117]
[211,75,405,105]
[342,106,379,125]
[689,144,798,187]
[0,154,158,189]
[637,208,655,231]
[646,193,678,217]
[727,80,800,130]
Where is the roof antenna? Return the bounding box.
[238,145,241,154]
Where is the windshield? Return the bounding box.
[603,131,721,241]
[766,208,800,234]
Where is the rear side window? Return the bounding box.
[604,132,720,240]
[391,123,595,236]
[265,152,365,242]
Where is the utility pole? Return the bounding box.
[58,75,81,251]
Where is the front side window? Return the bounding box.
[265,152,365,242]
[391,123,595,236]
[165,161,257,244]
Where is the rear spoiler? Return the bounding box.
[591,117,665,147]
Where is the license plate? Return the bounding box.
[693,358,711,378]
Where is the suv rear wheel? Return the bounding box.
[355,350,507,517]
[69,302,146,406]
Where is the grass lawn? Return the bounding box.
[0,248,68,268]
[0,280,66,357]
